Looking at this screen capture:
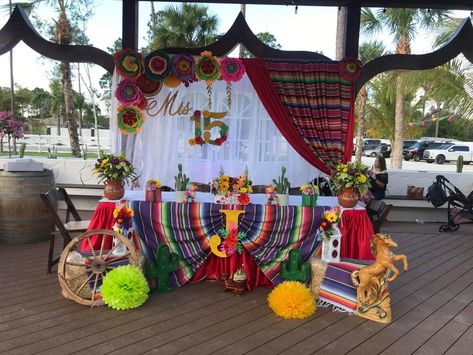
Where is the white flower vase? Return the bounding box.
[321,224,342,263]
[175,190,186,203]
[278,194,289,206]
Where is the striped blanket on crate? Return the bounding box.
[318,259,374,313]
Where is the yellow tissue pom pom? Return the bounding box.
[267,281,316,319]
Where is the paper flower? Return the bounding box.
[117,106,144,134]
[114,49,144,80]
[100,265,149,310]
[136,73,162,97]
[115,79,143,106]
[338,57,362,81]
[172,54,196,86]
[237,193,250,206]
[164,74,181,88]
[196,51,220,82]
[267,281,316,319]
[144,50,172,81]
[220,57,245,82]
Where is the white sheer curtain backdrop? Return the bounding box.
[110,72,323,189]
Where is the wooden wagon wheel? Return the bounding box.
[57,229,138,306]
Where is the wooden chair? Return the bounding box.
[40,187,91,273]
[289,186,302,195]
[192,182,210,193]
[251,185,267,194]
[366,200,393,233]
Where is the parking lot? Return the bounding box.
[359,155,473,172]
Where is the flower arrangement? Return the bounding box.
[93,152,136,184]
[330,161,371,197]
[0,111,25,158]
[210,167,253,195]
[113,204,134,232]
[146,179,162,191]
[300,184,319,195]
[319,207,341,240]
[218,222,246,256]
[184,184,197,203]
[266,185,284,205]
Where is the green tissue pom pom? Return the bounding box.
[101,265,150,310]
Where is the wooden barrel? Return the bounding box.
[0,169,56,244]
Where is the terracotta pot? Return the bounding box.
[104,179,125,200]
[337,188,358,208]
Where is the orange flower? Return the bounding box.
[237,193,250,206]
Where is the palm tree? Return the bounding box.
[361,8,451,168]
[13,0,82,157]
[365,73,423,143]
[355,41,386,162]
[148,3,219,49]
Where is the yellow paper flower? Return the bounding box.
[220,182,230,190]
[267,281,316,319]
[240,187,247,193]
[221,175,230,182]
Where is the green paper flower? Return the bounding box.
[101,265,150,310]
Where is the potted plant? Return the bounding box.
[145,179,162,202]
[300,183,319,207]
[272,166,291,206]
[174,163,190,202]
[331,161,371,208]
[93,152,136,200]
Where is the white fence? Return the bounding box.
[15,128,111,154]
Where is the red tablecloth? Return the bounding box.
[340,209,375,260]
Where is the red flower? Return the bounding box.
[194,136,204,145]
[225,234,238,248]
[338,57,362,81]
[214,138,222,146]
[237,193,250,206]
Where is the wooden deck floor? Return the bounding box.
[2,223,473,354]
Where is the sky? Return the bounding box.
[0,1,470,95]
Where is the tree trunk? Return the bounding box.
[391,34,411,169]
[61,61,81,157]
[335,7,347,60]
[392,73,405,169]
[56,8,81,157]
[355,86,367,162]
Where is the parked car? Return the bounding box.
[423,143,473,164]
[402,140,418,154]
[404,139,453,161]
[364,143,391,158]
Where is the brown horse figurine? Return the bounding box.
[352,234,408,306]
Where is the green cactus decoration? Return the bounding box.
[174,163,190,191]
[273,166,291,194]
[280,249,310,282]
[145,244,179,293]
[457,155,464,173]
[19,143,26,158]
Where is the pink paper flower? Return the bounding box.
[115,79,143,106]
[220,57,245,82]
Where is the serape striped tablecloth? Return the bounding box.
[130,201,324,287]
